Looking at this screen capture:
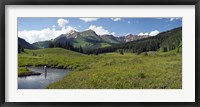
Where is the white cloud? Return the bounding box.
[110,32,116,35]
[18,26,78,44]
[65,26,78,32]
[149,30,160,36]
[111,18,121,21]
[57,18,69,28]
[128,21,131,24]
[87,25,115,35]
[138,32,149,36]
[170,18,174,21]
[170,18,181,21]
[79,18,99,22]
[138,30,160,36]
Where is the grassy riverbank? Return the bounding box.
[18,67,31,75]
[18,48,182,89]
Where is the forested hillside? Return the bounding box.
[86,27,182,55]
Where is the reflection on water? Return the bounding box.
[44,69,47,79]
[18,67,71,89]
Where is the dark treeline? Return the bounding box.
[124,27,182,54]
[85,27,182,55]
[48,40,118,55]
[49,41,83,53]
[85,46,118,55]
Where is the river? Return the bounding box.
[18,67,71,89]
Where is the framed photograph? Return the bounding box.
[0,0,199,106]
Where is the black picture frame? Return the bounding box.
[0,0,199,107]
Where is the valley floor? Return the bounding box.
[18,48,182,89]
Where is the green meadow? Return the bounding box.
[18,48,182,89]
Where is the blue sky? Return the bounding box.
[18,17,182,43]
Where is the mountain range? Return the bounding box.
[18,27,182,54]
[18,27,182,52]
[30,29,150,49]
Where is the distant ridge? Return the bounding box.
[18,37,36,49]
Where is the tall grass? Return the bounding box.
[18,48,182,89]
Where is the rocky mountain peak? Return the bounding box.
[68,30,77,35]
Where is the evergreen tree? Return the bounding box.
[79,46,83,53]
[120,50,124,55]
[49,41,54,48]
[162,47,168,52]
[21,48,24,52]
[177,47,179,53]
[18,45,21,53]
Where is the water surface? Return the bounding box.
[18,67,71,89]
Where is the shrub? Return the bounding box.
[138,72,146,78]
[162,47,168,52]
[120,50,124,55]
